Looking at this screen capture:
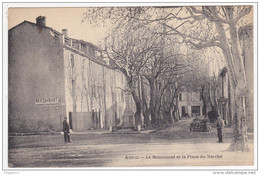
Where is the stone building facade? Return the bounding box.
[178,90,203,118]
[8,16,134,132]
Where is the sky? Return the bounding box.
[8,8,109,46]
[8,6,253,77]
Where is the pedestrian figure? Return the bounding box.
[63,117,71,143]
[216,114,225,143]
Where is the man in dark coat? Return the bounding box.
[216,114,225,143]
[63,117,71,143]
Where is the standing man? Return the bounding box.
[216,114,225,143]
[63,117,71,143]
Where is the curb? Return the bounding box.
[108,130,157,135]
[9,132,61,136]
[9,129,157,136]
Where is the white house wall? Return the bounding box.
[63,47,132,130]
[178,91,203,117]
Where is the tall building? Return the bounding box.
[8,16,134,132]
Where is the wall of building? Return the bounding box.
[216,69,232,125]
[8,22,66,132]
[8,20,135,133]
[178,91,203,117]
[63,46,131,131]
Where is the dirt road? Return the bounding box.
[8,119,254,167]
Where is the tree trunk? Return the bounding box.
[131,89,142,127]
[149,78,156,126]
[228,22,248,152]
[162,88,174,124]
[227,76,233,126]
[229,87,248,151]
[208,84,216,112]
[127,79,142,127]
[141,77,151,128]
[214,18,248,151]
[170,89,177,122]
[134,98,142,127]
[201,86,207,117]
[175,90,180,121]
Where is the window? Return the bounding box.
[82,43,86,53]
[191,92,200,101]
[72,80,75,96]
[200,92,203,101]
[181,106,186,116]
[72,40,79,50]
[89,46,95,56]
[121,91,124,102]
[191,106,201,116]
[92,85,96,98]
[71,54,75,68]
[179,93,182,101]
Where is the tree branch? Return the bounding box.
[185,39,222,50]
[234,6,251,24]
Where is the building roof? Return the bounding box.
[9,17,122,73]
[9,20,100,51]
[9,20,61,35]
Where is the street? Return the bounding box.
[8,119,254,167]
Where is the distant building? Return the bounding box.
[178,89,203,118]
[217,67,232,125]
[8,16,134,132]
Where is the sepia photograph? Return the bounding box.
[3,2,257,171]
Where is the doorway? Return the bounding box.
[191,106,201,117]
[181,106,186,116]
[69,112,73,129]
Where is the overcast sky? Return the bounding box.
[8,8,108,46]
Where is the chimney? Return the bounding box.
[36,16,46,27]
[62,29,68,37]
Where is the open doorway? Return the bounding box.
[181,106,186,116]
[69,112,73,129]
[191,106,201,117]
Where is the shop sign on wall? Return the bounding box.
[35,97,58,107]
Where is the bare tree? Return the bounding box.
[133,6,252,151]
[85,8,190,128]
[102,24,160,127]
[84,7,253,149]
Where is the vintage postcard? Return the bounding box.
[3,2,257,172]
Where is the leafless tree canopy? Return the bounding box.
[84,6,253,151]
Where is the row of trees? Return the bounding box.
[103,20,206,128]
[84,6,252,151]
